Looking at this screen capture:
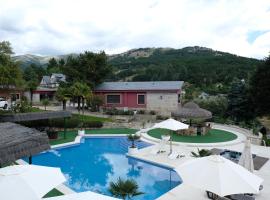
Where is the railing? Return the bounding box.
[211,123,263,145]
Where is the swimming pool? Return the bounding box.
[28,136,182,200]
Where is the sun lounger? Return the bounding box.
[168,152,185,160]
[150,138,167,155]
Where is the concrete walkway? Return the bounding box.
[131,126,270,200]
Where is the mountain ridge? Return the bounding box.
[13,46,261,69]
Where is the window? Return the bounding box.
[10,93,20,101]
[107,94,121,104]
[137,94,145,105]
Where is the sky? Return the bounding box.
[0,0,270,59]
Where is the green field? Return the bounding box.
[147,129,237,143]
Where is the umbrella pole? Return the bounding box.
[28,156,32,165]
[170,130,172,154]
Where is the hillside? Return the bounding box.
[12,53,78,69]
[13,46,262,93]
[108,46,262,93]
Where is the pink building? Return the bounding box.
[94,81,184,115]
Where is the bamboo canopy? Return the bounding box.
[172,102,212,119]
[0,111,72,122]
[0,122,50,166]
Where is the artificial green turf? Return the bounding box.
[49,131,78,146]
[147,129,237,143]
[86,128,137,135]
[43,189,64,198]
[49,128,137,145]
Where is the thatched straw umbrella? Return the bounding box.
[172,102,212,135]
[0,122,50,166]
[172,102,212,120]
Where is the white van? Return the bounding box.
[0,98,8,109]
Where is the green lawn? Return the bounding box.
[49,128,137,145]
[72,113,113,122]
[147,129,237,143]
[43,189,63,198]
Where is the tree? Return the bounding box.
[71,82,91,113]
[109,177,144,200]
[70,82,91,130]
[63,51,111,87]
[47,58,62,74]
[191,148,212,157]
[250,55,270,116]
[227,79,254,122]
[42,99,50,111]
[23,63,47,106]
[56,84,71,110]
[0,41,24,87]
[87,95,104,111]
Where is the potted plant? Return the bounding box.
[47,128,58,139]
[78,122,85,136]
[127,134,140,155]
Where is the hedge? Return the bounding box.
[19,117,103,129]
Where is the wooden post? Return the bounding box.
[64,117,67,139]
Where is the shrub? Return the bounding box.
[149,110,156,115]
[19,116,103,129]
[104,108,134,116]
[137,110,145,114]
[47,129,58,139]
[83,121,103,128]
[156,115,169,120]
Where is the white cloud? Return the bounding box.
[0,0,269,58]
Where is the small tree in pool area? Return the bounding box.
[109,177,144,200]
[127,134,140,148]
[42,99,50,111]
[191,148,212,157]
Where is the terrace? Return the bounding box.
[1,108,269,200]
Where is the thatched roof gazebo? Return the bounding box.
[0,122,50,166]
[172,102,212,119]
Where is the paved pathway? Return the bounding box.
[132,125,270,200]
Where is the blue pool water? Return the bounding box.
[28,137,182,200]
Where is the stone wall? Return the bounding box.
[146,92,179,115]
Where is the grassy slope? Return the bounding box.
[148,129,237,143]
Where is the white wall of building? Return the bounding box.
[146,92,180,115]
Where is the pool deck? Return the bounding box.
[17,125,270,200]
[130,125,270,200]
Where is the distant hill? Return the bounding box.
[13,46,262,93]
[108,46,262,93]
[12,53,78,69]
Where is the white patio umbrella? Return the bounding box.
[175,155,263,197]
[238,139,254,172]
[0,165,66,200]
[152,118,189,154]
